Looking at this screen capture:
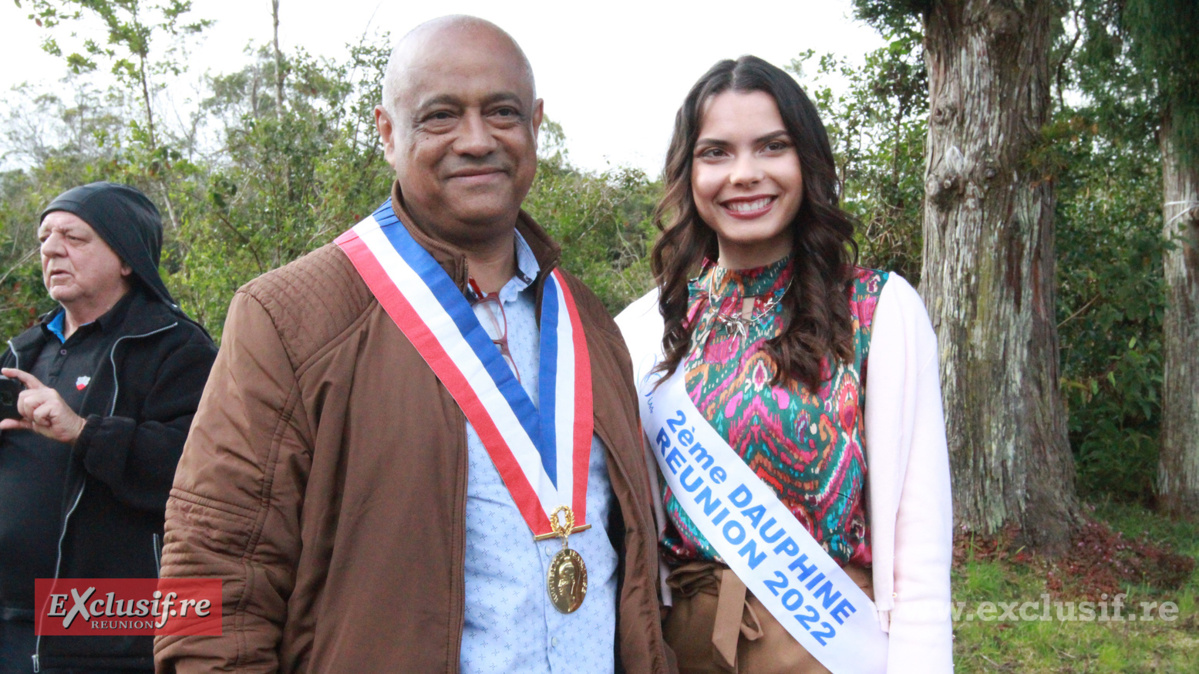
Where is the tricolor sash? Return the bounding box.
[633,353,888,673]
[335,200,593,538]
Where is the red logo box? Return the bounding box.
[35,578,221,636]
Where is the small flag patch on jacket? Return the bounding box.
[75,376,90,391]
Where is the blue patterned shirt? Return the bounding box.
[459,233,618,674]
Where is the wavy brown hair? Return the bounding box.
[651,55,859,392]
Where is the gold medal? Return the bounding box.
[546,506,587,614]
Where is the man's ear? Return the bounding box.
[375,105,398,168]
[121,263,132,277]
[531,98,544,140]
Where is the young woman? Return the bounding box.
[616,56,953,673]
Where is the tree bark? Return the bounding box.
[920,0,1078,551]
[1158,121,1199,517]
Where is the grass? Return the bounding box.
[951,501,1199,672]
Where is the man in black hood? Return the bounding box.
[0,182,217,673]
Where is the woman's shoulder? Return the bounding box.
[850,267,927,307]
[615,287,661,329]
[847,266,889,329]
[614,287,665,365]
[861,270,938,359]
[849,266,889,297]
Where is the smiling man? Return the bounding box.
[155,16,671,674]
[0,182,216,673]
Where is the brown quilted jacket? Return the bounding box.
[154,191,672,673]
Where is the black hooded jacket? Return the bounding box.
[1,290,216,670]
[1,182,217,670]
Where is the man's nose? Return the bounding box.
[453,111,499,157]
[40,233,66,256]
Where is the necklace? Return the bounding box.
[705,266,791,341]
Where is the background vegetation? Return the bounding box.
[2,1,1196,668]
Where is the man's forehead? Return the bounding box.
[39,211,95,233]
[395,61,534,115]
[410,89,528,111]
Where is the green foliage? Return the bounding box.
[17,0,210,146]
[1124,0,1199,170]
[0,7,661,342]
[17,0,210,75]
[525,126,660,314]
[1067,0,1164,150]
[851,0,928,37]
[1052,111,1165,502]
[0,80,141,338]
[1049,0,1186,503]
[171,40,394,338]
[790,29,927,282]
[0,170,58,339]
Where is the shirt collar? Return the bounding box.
[41,289,138,344]
[505,230,541,299]
[45,310,68,343]
[466,230,542,305]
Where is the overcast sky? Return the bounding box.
[1,0,886,175]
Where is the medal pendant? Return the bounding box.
[546,506,588,614]
[548,547,588,614]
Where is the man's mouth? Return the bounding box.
[448,166,506,179]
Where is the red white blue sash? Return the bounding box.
[335,200,593,537]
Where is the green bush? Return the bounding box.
[1052,113,1165,502]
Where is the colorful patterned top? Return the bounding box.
[660,257,888,567]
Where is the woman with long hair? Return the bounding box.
[616,56,952,673]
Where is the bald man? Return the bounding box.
[155,16,672,674]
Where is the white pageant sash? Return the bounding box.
[635,356,888,673]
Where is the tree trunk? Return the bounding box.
[272,0,286,119]
[271,0,292,201]
[1158,120,1199,517]
[920,0,1078,551]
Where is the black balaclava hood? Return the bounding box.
[40,181,176,307]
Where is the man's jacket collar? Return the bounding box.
[9,288,180,359]
[388,181,563,292]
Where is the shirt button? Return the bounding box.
[551,637,559,647]
[60,349,68,355]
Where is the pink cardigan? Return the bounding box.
[616,273,954,672]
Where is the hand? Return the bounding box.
[0,368,87,444]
